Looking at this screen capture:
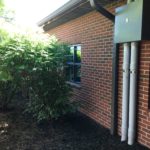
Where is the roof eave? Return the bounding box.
[38,0,118,31]
[37,0,88,27]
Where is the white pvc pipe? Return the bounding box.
[128,42,138,145]
[121,43,130,141]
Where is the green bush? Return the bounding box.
[0,29,75,121]
[0,29,17,110]
[27,71,73,121]
[0,81,17,110]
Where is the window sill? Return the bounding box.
[66,81,81,89]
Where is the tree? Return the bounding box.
[0,0,4,15]
[0,0,15,22]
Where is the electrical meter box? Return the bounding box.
[114,0,150,43]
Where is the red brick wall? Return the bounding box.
[137,42,150,147]
[46,0,150,148]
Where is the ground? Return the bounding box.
[0,109,149,150]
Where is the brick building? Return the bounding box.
[38,0,150,148]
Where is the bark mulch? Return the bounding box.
[0,109,149,150]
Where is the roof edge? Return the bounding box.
[37,0,88,26]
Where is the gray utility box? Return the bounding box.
[114,0,150,43]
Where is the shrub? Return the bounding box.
[0,81,17,110]
[27,71,74,121]
[0,29,76,121]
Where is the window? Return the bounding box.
[66,44,81,84]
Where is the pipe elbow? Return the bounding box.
[89,0,115,22]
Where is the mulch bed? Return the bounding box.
[0,109,149,150]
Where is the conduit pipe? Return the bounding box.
[128,42,138,145]
[121,43,130,141]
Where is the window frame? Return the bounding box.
[65,44,81,85]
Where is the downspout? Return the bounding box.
[111,43,119,135]
[89,0,118,135]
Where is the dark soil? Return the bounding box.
[0,109,149,150]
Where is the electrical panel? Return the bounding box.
[114,0,150,43]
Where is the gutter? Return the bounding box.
[38,0,88,27]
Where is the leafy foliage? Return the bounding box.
[0,29,75,121]
[0,29,9,43]
[0,0,15,23]
[0,81,17,110]
[0,0,4,15]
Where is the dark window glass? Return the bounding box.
[66,45,81,83]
